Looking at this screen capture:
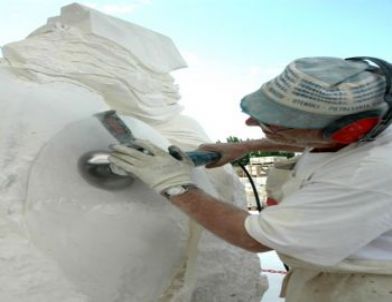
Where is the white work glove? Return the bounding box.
[108,140,194,193]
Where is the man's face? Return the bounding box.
[245,116,331,147]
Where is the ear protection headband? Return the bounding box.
[323,56,392,144]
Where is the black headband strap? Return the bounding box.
[345,56,392,142]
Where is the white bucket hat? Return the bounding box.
[241,57,387,129]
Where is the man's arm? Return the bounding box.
[169,186,272,253]
[109,141,272,253]
[243,138,306,153]
[199,138,305,168]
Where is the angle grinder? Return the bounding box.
[78,110,221,190]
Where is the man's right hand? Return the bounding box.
[198,142,249,168]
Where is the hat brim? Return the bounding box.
[240,89,338,129]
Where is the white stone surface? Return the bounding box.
[0,3,267,301]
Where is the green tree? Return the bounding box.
[226,136,250,166]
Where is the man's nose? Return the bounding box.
[245,116,260,126]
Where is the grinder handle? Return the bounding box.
[169,147,221,167]
[186,151,222,167]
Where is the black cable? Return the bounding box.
[238,163,263,212]
[239,162,290,271]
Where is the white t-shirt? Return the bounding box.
[245,129,392,266]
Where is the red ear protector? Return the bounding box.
[323,109,384,144]
[323,57,392,144]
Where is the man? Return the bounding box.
[109,57,392,301]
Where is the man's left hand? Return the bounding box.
[109,140,194,193]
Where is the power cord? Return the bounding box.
[238,162,290,272]
[238,163,263,212]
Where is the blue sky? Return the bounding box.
[1,0,391,141]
